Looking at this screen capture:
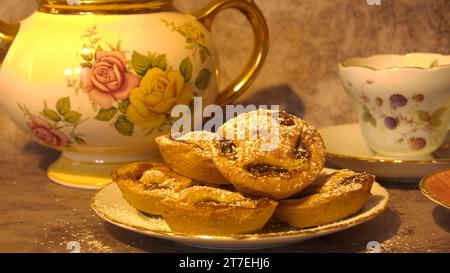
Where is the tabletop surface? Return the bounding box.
[0,112,449,253]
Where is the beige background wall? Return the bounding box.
[1,0,449,127]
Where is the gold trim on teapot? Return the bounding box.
[38,0,174,14]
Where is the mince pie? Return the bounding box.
[212,109,326,200]
[274,169,374,228]
[160,186,278,235]
[112,162,193,216]
[156,131,229,185]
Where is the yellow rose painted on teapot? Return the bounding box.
[0,0,269,188]
[127,67,193,129]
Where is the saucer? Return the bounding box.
[420,168,450,209]
[91,168,389,250]
[319,123,450,182]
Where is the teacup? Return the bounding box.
[339,53,450,158]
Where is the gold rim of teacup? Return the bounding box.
[326,151,450,164]
[339,53,450,71]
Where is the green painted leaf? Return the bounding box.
[116,40,122,51]
[195,68,212,90]
[63,111,82,123]
[81,52,93,61]
[363,112,371,122]
[430,107,447,128]
[179,57,193,83]
[430,118,442,128]
[152,54,167,71]
[432,107,447,120]
[118,99,130,114]
[202,46,211,57]
[362,104,370,113]
[417,111,431,122]
[74,136,87,145]
[115,115,134,136]
[199,49,207,63]
[369,116,377,127]
[131,51,152,77]
[42,109,61,122]
[80,62,92,69]
[56,97,71,115]
[95,107,118,121]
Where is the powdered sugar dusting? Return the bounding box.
[211,109,326,199]
[163,186,268,209]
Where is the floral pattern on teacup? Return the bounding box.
[354,79,448,151]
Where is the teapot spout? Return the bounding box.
[0,21,20,65]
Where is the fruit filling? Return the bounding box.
[217,140,237,159]
[276,111,295,126]
[139,169,176,189]
[340,173,372,186]
[244,164,289,177]
[293,137,311,160]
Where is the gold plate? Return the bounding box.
[91,168,389,250]
[419,168,450,209]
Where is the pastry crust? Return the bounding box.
[112,162,193,216]
[274,169,374,228]
[160,186,278,235]
[212,109,326,200]
[156,131,229,185]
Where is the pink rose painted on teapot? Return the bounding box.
[27,115,69,147]
[80,51,140,109]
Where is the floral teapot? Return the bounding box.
[0,0,268,188]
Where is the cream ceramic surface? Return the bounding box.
[91,168,389,250]
[320,123,450,182]
[0,12,217,160]
[0,0,269,188]
[339,53,450,158]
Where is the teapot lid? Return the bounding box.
[38,0,174,14]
